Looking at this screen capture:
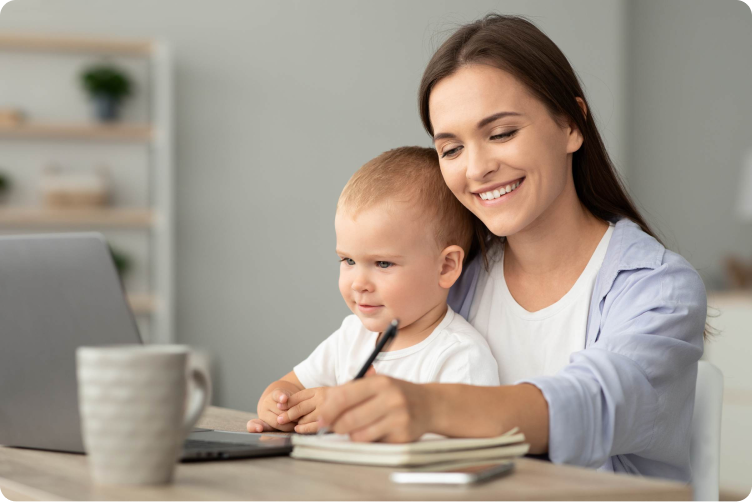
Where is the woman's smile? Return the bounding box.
[474,177,525,204]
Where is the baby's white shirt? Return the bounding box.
[293,306,500,387]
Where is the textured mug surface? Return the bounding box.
[76,345,210,485]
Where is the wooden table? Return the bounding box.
[0,407,692,500]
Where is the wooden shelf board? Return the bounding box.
[0,122,153,142]
[0,33,153,56]
[0,208,154,228]
[127,294,157,315]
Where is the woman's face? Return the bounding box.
[429,64,583,237]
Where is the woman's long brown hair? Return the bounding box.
[418,14,659,243]
[419,14,714,339]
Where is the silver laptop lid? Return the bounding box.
[0,233,142,453]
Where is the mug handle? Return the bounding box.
[182,356,212,438]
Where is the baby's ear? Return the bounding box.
[439,245,465,289]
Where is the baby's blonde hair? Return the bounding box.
[337,146,475,259]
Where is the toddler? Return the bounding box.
[247,146,499,434]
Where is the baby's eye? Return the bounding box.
[340,258,355,266]
[376,261,393,269]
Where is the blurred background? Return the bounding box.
[0,0,749,496]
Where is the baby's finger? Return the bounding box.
[296,411,319,425]
[273,421,297,432]
[261,409,296,432]
[287,388,316,408]
[364,365,377,377]
[279,398,317,424]
[294,421,320,434]
[271,389,290,404]
[246,418,273,433]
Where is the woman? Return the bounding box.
[317,14,706,482]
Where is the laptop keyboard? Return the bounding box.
[183,439,254,452]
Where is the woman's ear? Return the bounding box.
[576,97,587,118]
[565,97,587,154]
[438,245,465,289]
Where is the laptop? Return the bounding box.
[0,232,292,460]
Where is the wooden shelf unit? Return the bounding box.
[0,33,153,56]
[0,122,153,142]
[0,33,174,343]
[126,293,157,315]
[0,208,154,228]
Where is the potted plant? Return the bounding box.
[108,244,132,278]
[80,64,133,122]
[0,171,11,203]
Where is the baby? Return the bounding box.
[247,146,499,434]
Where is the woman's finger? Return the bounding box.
[279,396,317,424]
[348,414,397,443]
[318,376,388,428]
[327,378,408,435]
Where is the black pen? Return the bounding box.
[317,319,399,435]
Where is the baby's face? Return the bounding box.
[335,201,446,333]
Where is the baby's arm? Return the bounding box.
[250,316,353,432]
[247,371,304,433]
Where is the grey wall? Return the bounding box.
[0,0,626,410]
[626,0,752,289]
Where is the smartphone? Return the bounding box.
[390,461,515,485]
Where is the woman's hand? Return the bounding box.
[317,374,433,443]
[317,375,549,452]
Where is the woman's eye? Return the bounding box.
[490,130,517,141]
[340,258,355,266]
[441,145,463,159]
[376,261,393,269]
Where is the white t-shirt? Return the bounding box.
[469,224,614,385]
[294,306,500,387]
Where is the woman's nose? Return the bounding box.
[465,146,499,181]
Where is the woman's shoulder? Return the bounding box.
[600,218,706,308]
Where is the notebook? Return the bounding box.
[290,427,529,466]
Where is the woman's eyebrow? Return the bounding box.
[433,111,522,142]
[477,111,522,128]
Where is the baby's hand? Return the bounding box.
[246,418,274,433]
[277,387,329,434]
[255,388,297,432]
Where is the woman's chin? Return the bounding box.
[482,211,534,238]
[485,219,518,238]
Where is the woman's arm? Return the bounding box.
[320,254,706,476]
[429,382,549,453]
[519,255,706,473]
[317,376,550,453]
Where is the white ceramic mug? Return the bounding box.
[76,345,211,485]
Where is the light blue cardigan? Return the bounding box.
[448,218,706,483]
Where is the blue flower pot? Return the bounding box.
[93,94,121,122]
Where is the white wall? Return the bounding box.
[625,0,752,288]
[0,0,627,410]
